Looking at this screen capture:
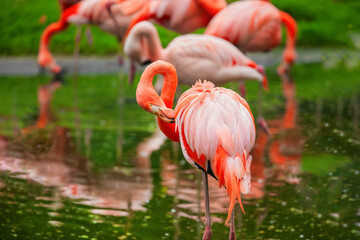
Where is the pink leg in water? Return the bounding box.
[128,62,136,85]
[240,82,246,98]
[202,172,212,240]
[229,209,236,240]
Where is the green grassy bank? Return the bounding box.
[0,0,359,56]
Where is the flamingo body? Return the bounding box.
[38,0,147,74]
[136,61,256,233]
[175,80,255,219]
[126,0,227,35]
[205,0,297,72]
[125,21,266,88]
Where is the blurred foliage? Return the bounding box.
[0,0,360,56]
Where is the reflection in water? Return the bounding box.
[21,81,61,134]
[0,84,170,220]
[250,75,304,197]
[1,66,360,239]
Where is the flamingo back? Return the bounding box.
[174,80,256,222]
[164,34,257,85]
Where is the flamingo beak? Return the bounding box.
[128,62,136,85]
[141,60,152,66]
[262,76,269,91]
[247,62,269,90]
[255,65,265,75]
[152,105,175,123]
[254,65,269,91]
[158,108,175,123]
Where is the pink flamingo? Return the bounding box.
[205,0,297,74]
[136,60,256,240]
[38,0,147,76]
[124,0,227,37]
[124,21,267,94]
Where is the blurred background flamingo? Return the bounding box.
[38,0,148,76]
[124,21,267,93]
[205,0,297,75]
[125,0,227,36]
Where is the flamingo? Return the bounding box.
[205,0,297,74]
[124,0,227,37]
[38,0,147,76]
[136,60,256,240]
[124,21,267,95]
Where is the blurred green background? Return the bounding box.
[0,0,359,56]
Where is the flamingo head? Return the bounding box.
[136,88,175,123]
[151,105,175,123]
[124,21,155,66]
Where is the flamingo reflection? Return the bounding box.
[0,91,170,219]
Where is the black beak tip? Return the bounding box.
[141,60,152,66]
[52,68,67,84]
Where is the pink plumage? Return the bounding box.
[136,61,257,238]
[125,0,226,35]
[205,0,297,73]
[124,21,267,88]
[38,0,148,74]
[174,80,255,222]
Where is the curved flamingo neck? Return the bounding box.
[40,4,78,47]
[135,23,163,62]
[280,11,297,64]
[137,61,179,142]
[41,22,68,47]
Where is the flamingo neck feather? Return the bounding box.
[135,22,163,62]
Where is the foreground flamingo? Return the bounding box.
[205,0,297,74]
[124,21,267,94]
[136,60,256,239]
[38,0,147,75]
[124,0,227,36]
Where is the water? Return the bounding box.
[0,62,359,239]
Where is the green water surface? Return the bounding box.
[0,61,360,239]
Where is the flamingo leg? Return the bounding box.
[85,25,93,45]
[105,1,122,39]
[229,209,236,240]
[239,82,246,98]
[257,84,270,135]
[202,172,212,240]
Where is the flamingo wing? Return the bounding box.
[174,80,256,222]
[175,81,255,165]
